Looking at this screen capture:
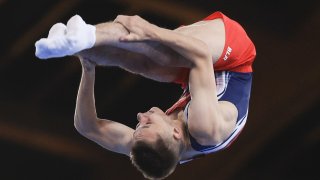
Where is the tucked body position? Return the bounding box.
[35,11,256,179]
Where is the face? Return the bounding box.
[133,107,173,143]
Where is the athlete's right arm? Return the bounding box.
[74,57,134,156]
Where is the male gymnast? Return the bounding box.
[35,11,256,179]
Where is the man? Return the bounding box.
[35,11,256,179]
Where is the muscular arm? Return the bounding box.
[186,59,237,145]
[116,15,237,145]
[74,57,134,155]
[151,23,237,144]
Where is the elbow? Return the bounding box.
[74,116,101,138]
[74,120,87,136]
[74,117,91,137]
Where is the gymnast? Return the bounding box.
[35,11,256,179]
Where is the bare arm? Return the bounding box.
[115,15,237,145]
[74,57,134,155]
[186,58,237,145]
[114,15,224,67]
[150,22,237,144]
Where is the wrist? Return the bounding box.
[148,24,162,40]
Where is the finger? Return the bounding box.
[114,15,128,23]
[114,15,131,28]
[48,23,67,38]
[119,33,138,41]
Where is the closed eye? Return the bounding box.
[135,122,151,129]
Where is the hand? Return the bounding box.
[114,15,157,41]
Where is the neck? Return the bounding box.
[167,107,183,120]
[168,109,191,156]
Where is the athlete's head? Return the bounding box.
[130,107,187,179]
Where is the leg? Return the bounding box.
[38,19,182,68]
[92,21,187,67]
[35,16,183,82]
[35,14,225,66]
[79,45,181,83]
[93,17,225,66]
[77,21,186,82]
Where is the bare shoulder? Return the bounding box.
[174,19,225,63]
[218,100,238,123]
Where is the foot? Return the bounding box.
[35,15,96,59]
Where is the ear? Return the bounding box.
[173,127,182,140]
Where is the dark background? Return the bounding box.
[0,0,319,179]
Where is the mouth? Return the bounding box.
[133,124,151,141]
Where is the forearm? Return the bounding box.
[74,63,99,133]
[73,59,134,155]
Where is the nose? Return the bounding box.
[137,112,148,123]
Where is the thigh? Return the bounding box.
[80,45,181,83]
[174,18,225,64]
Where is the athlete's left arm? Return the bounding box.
[115,15,237,145]
[186,58,238,145]
[154,23,238,145]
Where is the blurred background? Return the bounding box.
[0,0,319,179]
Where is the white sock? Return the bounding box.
[35,15,96,59]
[64,15,96,55]
[48,23,67,38]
